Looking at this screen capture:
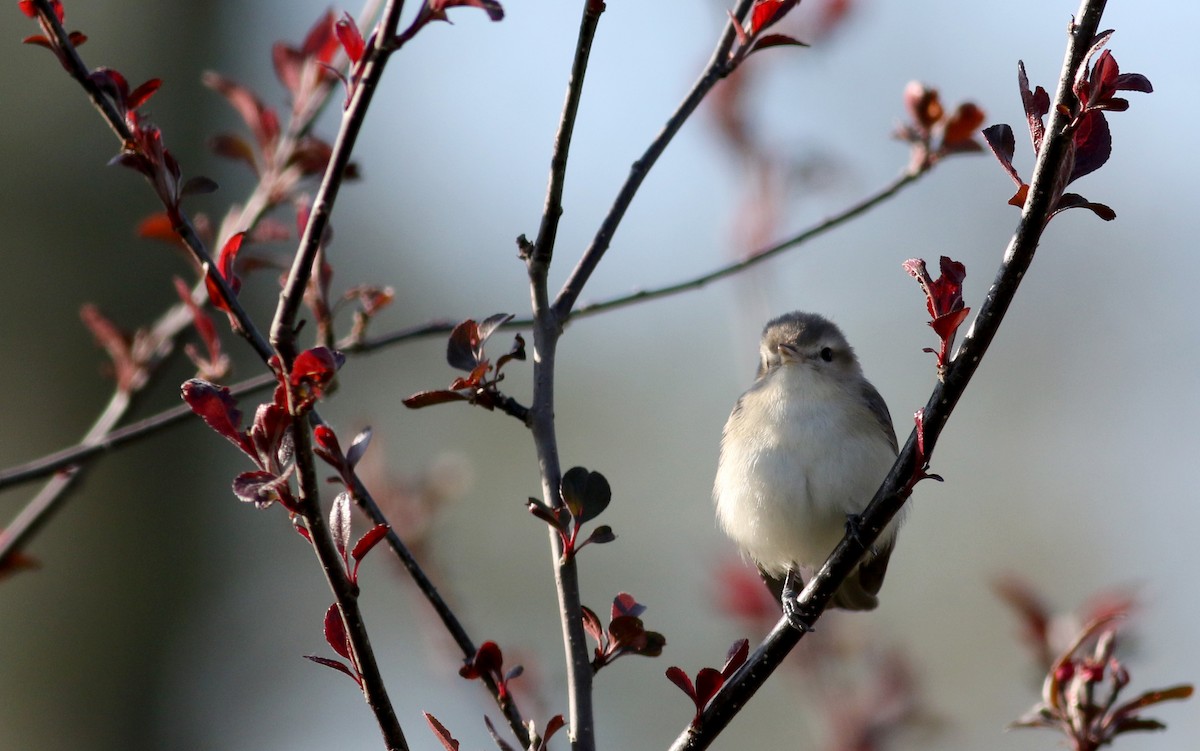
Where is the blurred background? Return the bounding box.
[1,1,1196,749]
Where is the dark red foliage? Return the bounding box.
[205,232,245,315]
[173,277,228,380]
[984,35,1150,222]
[424,713,461,751]
[203,72,280,153]
[583,593,666,672]
[181,379,253,457]
[459,641,523,701]
[181,378,299,511]
[666,639,749,728]
[273,9,341,99]
[20,1,85,73]
[897,82,986,169]
[304,602,361,686]
[335,12,366,64]
[528,466,616,561]
[80,304,144,393]
[18,0,62,22]
[903,256,970,375]
[402,315,525,412]
[289,346,345,410]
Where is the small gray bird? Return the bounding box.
[714,312,901,626]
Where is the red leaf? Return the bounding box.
[424,713,461,751]
[721,638,749,677]
[313,424,341,456]
[401,389,469,409]
[323,602,353,661]
[205,232,245,314]
[1053,193,1116,221]
[580,605,604,644]
[202,72,280,151]
[612,592,645,619]
[942,102,985,147]
[126,78,162,110]
[181,379,254,457]
[136,213,179,243]
[330,490,351,559]
[80,303,140,392]
[983,123,1022,188]
[446,319,483,371]
[302,9,341,62]
[303,655,360,684]
[173,277,227,379]
[694,667,725,707]
[351,524,389,563]
[748,33,808,54]
[1068,110,1112,183]
[290,347,345,404]
[231,469,290,508]
[666,666,696,700]
[749,0,792,36]
[335,12,366,63]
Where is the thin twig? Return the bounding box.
[551,0,755,322]
[526,2,607,748]
[269,2,406,364]
[292,415,409,751]
[670,2,1110,747]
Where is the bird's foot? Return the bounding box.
[782,569,816,633]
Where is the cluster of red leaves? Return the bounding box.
[903,255,969,376]
[527,466,616,562]
[172,277,229,380]
[18,0,83,72]
[983,31,1151,221]
[896,82,986,170]
[205,12,358,203]
[22,1,215,225]
[402,315,526,411]
[180,348,344,510]
[666,639,749,728]
[996,578,1192,749]
[582,593,666,672]
[1011,615,1192,747]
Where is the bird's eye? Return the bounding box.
[819,347,834,362]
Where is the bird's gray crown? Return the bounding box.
[756,311,856,379]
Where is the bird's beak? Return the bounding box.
[777,343,802,363]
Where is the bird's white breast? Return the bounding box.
[714,366,900,577]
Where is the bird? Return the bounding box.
[714,311,902,628]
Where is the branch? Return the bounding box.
[551,0,755,321]
[525,2,607,748]
[268,1,406,364]
[671,2,1110,748]
[291,416,409,751]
